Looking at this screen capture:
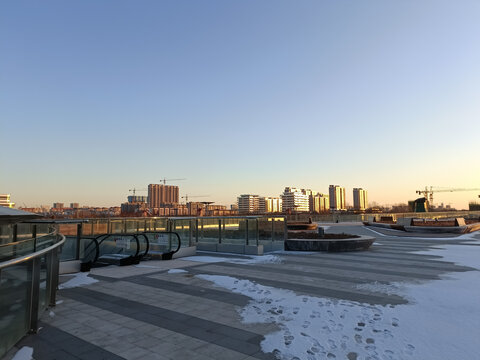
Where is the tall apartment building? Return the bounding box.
[329,185,346,211]
[0,194,15,208]
[310,193,329,213]
[148,184,179,208]
[70,203,80,209]
[237,195,260,214]
[353,188,368,211]
[281,187,310,212]
[52,203,64,209]
[259,197,282,213]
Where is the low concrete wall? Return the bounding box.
[59,260,81,274]
[172,246,196,259]
[404,226,468,234]
[263,242,285,253]
[196,243,265,255]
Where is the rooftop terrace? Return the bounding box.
[3,223,480,360]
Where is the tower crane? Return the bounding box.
[129,188,147,196]
[416,186,480,204]
[159,178,186,185]
[181,195,210,203]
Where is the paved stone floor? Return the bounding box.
[3,223,479,360]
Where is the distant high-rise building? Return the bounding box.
[310,193,329,213]
[353,188,368,211]
[0,194,15,208]
[127,196,147,204]
[259,197,282,213]
[329,185,346,211]
[52,203,64,209]
[148,184,179,208]
[281,187,309,212]
[70,203,80,209]
[237,195,260,214]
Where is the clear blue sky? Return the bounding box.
[1,0,479,209]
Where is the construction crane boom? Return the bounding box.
[129,188,147,196]
[159,178,186,185]
[181,194,210,203]
[416,186,480,203]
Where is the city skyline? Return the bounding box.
[6,180,478,211]
[1,1,479,209]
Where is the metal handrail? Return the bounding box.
[82,233,142,264]
[0,231,56,248]
[142,231,181,255]
[0,234,65,270]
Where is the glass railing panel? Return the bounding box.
[153,218,167,231]
[172,219,192,247]
[97,235,139,258]
[246,219,258,245]
[16,223,32,242]
[0,224,13,246]
[273,217,286,242]
[198,218,220,243]
[0,240,35,262]
[109,220,123,234]
[59,236,77,261]
[144,232,173,254]
[0,262,31,358]
[222,218,245,245]
[125,220,137,233]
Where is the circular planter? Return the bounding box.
[285,235,375,252]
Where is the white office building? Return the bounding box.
[237,194,260,214]
[281,187,310,212]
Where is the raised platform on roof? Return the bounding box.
[6,223,480,360]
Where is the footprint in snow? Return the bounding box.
[405,344,415,355]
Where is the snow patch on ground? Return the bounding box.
[55,300,63,305]
[180,254,281,265]
[134,264,161,269]
[273,250,318,256]
[197,241,480,360]
[167,269,188,274]
[11,346,33,360]
[49,311,55,318]
[59,272,98,289]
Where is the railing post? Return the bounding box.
[75,223,82,260]
[271,218,274,242]
[12,224,17,257]
[284,218,288,241]
[245,219,249,246]
[28,257,41,334]
[195,219,199,243]
[32,224,37,252]
[218,219,222,244]
[256,218,259,246]
[189,219,193,247]
[48,247,59,307]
